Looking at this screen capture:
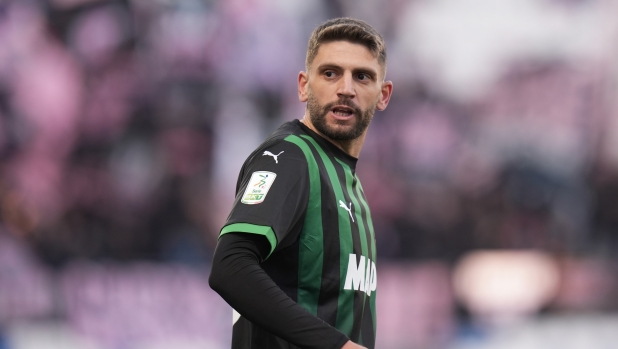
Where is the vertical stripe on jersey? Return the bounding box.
[284,135,323,315]
[333,161,364,341]
[336,159,371,343]
[354,180,376,261]
[300,135,355,336]
[355,180,377,336]
[335,160,371,261]
[314,156,343,325]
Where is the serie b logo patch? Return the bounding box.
[241,171,277,204]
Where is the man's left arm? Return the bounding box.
[209,232,351,349]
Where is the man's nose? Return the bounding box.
[336,73,356,99]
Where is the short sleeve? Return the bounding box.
[220,140,309,258]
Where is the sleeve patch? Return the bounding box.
[241,171,277,204]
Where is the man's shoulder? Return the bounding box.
[261,120,308,149]
[247,120,311,163]
[251,120,307,156]
[266,119,304,140]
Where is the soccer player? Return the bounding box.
[209,17,393,349]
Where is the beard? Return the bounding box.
[307,90,376,141]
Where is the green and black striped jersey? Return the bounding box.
[221,120,377,348]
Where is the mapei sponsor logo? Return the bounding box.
[343,254,376,296]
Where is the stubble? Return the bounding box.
[307,89,376,141]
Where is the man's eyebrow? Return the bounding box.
[316,63,343,71]
[316,63,379,77]
[353,67,378,78]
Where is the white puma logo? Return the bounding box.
[339,200,354,222]
[262,151,284,164]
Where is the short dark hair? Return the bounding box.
[305,18,387,74]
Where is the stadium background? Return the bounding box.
[1,0,618,348]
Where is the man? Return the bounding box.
[209,17,393,349]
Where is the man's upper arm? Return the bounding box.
[220,140,309,257]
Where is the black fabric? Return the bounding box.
[209,233,350,349]
[295,120,358,170]
[224,128,310,252]
[212,120,376,348]
[224,119,358,253]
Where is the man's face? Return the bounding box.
[299,41,391,142]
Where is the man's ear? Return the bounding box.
[298,71,309,102]
[376,80,393,111]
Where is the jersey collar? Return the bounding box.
[295,119,358,171]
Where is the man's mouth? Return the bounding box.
[331,106,355,118]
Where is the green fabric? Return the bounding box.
[220,223,277,258]
[337,158,370,343]
[284,135,323,315]
[300,134,355,336]
[355,181,377,334]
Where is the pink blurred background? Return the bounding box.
[1,0,618,348]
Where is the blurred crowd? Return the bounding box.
[2,0,618,348]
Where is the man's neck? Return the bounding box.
[300,114,364,158]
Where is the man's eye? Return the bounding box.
[357,73,369,81]
[325,71,335,78]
